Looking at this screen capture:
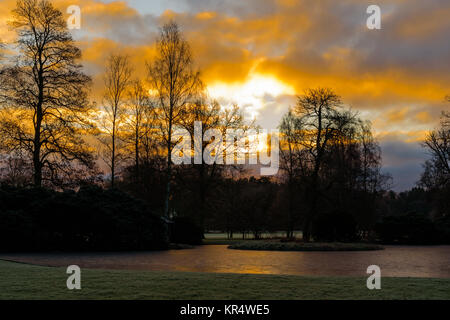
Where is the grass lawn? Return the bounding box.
[1,260,449,299]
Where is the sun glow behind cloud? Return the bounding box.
[0,0,448,190]
[207,72,295,121]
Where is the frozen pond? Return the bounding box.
[1,245,450,278]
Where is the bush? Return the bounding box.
[0,186,168,252]
[170,216,203,245]
[312,210,359,242]
[435,215,450,243]
[375,212,437,244]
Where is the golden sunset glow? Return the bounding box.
[208,71,295,119]
[0,0,448,190]
[1,2,450,301]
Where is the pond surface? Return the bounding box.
[1,245,450,278]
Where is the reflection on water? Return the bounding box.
[1,245,450,278]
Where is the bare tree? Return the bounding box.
[175,96,247,231]
[277,91,389,241]
[357,120,390,193]
[0,0,95,187]
[99,54,132,188]
[125,78,153,181]
[147,21,201,217]
[418,103,450,218]
[278,109,306,238]
[420,110,450,189]
[293,88,354,241]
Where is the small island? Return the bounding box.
[227,241,384,252]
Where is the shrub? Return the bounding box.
[0,186,168,252]
[312,210,359,242]
[375,212,437,244]
[433,215,450,244]
[170,216,203,245]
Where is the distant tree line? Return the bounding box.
[0,0,448,249]
[375,110,450,244]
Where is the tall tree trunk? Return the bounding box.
[199,162,206,237]
[287,176,294,238]
[164,116,173,218]
[33,107,42,186]
[302,217,312,242]
[135,125,139,181]
[303,173,319,242]
[303,106,323,242]
[33,58,44,187]
[33,128,42,187]
[111,119,116,188]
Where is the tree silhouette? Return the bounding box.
[279,109,306,238]
[293,88,348,241]
[277,88,389,241]
[0,0,95,187]
[147,21,202,217]
[419,106,450,217]
[99,54,133,188]
[174,97,247,232]
[422,111,450,182]
[125,79,154,182]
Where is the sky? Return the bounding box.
[1,0,449,191]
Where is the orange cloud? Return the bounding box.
[415,111,433,124]
[387,107,409,123]
[394,6,450,38]
[1,0,448,147]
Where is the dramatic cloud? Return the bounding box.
[1,0,448,190]
[379,133,429,191]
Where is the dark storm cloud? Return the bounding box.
[2,0,446,191]
[379,136,429,191]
